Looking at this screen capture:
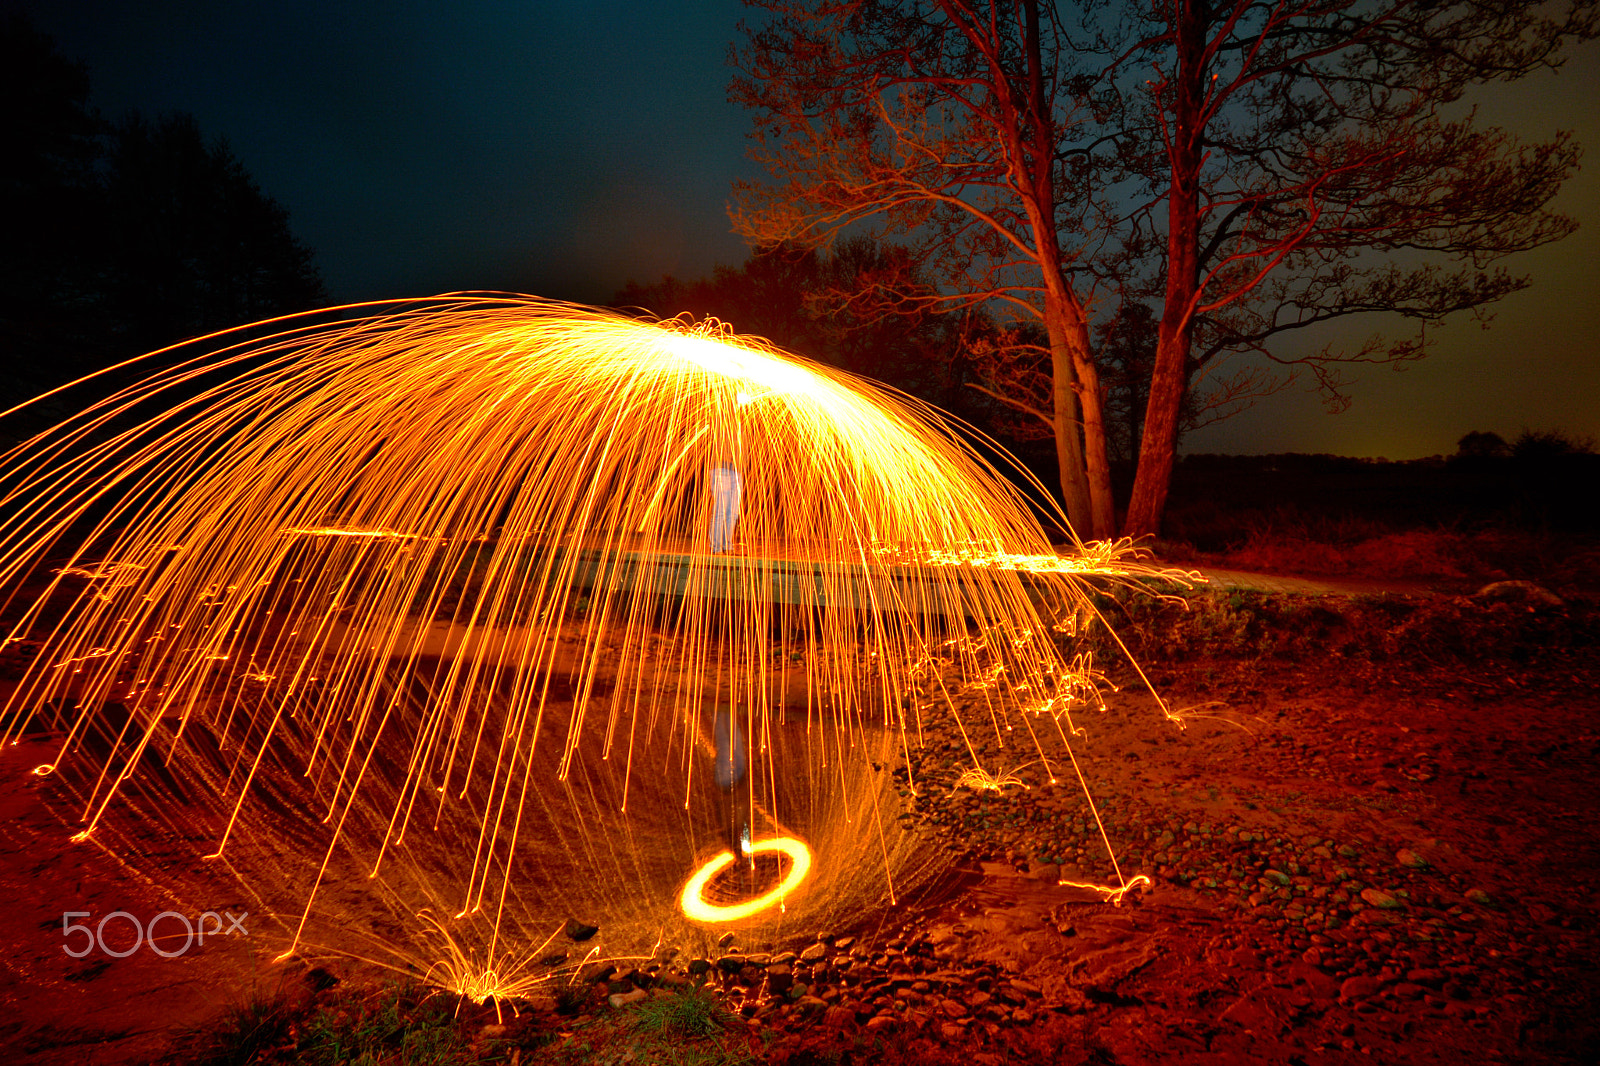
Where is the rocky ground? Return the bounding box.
[4,581,1596,1065]
[539,583,1599,1065]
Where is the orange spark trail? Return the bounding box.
[0,295,1173,991]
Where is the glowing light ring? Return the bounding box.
[679,836,812,923]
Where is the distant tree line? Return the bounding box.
[1,16,325,415]
[1162,430,1599,542]
[1453,429,1596,466]
[1447,430,1598,531]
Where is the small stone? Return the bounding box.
[941,998,969,1018]
[687,958,711,975]
[1340,975,1382,1002]
[1465,888,1494,906]
[1396,849,1429,870]
[563,918,600,942]
[823,1004,855,1028]
[866,1014,898,1032]
[800,942,828,963]
[717,932,736,949]
[1360,888,1403,910]
[1473,580,1562,608]
[608,987,648,1009]
[1263,869,1291,886]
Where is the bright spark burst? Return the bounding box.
[953,763,1035,793]
[0,295,1169,985]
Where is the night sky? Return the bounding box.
[11,1,1599,459]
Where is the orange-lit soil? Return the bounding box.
[0,736,274,1064]
[2,594,1596,1065]
[875,657,1600,1065]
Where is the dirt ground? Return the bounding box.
[1,583,1596,1065]
[881,654,1600,1065]
[0,735,278,1065]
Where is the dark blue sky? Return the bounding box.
[14,1,758,304]
[11,1,1599,457]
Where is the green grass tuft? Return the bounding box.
[191,991,296,1066]
[626,985,733,1040]
[294,991,470,1066]
[188,983,483,1066]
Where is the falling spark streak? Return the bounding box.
[0,295,1173,979]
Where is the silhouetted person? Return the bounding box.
[709,463,742,553]
[707,388,757,554]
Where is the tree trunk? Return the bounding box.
[1124,309,1191,537]
[1004,0,1115,541]
[1041,288,1115,541]
[1073,345,1116,540]
[1049,336,1094,539]
[1124,0,1206,539]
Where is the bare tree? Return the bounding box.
[1118,0,1595,534]
[731,0,1118,539]
[733,0,1592,540]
